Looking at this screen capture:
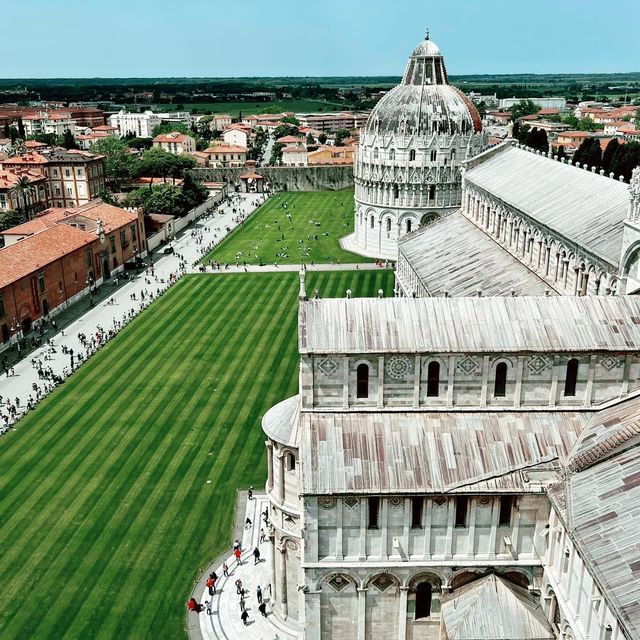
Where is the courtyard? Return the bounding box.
[200,191,374,266]
[0,270,393,639]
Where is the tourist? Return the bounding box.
[260,528,266,543]
[234,547,242,565]
[233,538,241,551]
[253,546,261,564]
[206,576,215,596]
[222,561,229,577]
[187,597,201,613]
[241,609,249,626]
[235,578,243,595]
[248,486,253,500]
[245,517,252,529]
[258,602,267,617]
[256,585,262,604]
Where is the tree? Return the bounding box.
[151,122,191,138]
[477,100,487,119]
[17,118,25,140]
[11,176,37,217]
[182,172,208,210]
[97,188,119,206]
[573,138,602,170]
[3,123,9,139]
[126,183,189,217]
[609,141,640,182]
[63,129,78,150]
[280,116,300,126]
[334,128,351,146]
[126,137,153,151]
[577,118,600,132]
[524,127,548,152]
[269,142,284,165]
[555,145,567,161]
[273,123,299,140]
[601,138,620,174]
[0,210,27,232]
[91,137,138,190]
[318,132,327,145]
[306,132,315,145]
[509,99,538,122]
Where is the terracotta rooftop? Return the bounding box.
[153,132,193,143]
[204,145,248,154]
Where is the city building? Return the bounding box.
[152,132,196,155]
[203,144,247,168]
[0,200,145,342]
[261,285,640,640]
[350,33,486,258]
[295,111,371,132]
[22,112,77,137]
[108,110,161,138]
[308,145,355,165]
[281,145,308,167]
[0,168,48,219]
[211,114,233,132]
[222,124,252,148]
[76,125,118,150]
[3,149,106,209]
[499,97,567,110]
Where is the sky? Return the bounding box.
[2,0,640,78]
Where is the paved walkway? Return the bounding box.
[190,262,390,274]
[193,495,297,640]
[0,193,264,429]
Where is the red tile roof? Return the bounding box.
[153,132,194,144]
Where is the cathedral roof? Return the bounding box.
[300,409,587,495]
[464,143,629,267]
[299,296,640,355]
[262,395,300,447]
[397,211,554,297]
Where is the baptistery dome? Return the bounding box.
[352,32,486,258]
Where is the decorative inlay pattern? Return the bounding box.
[389,497,403,509]
[527,355,550,375]
[318,357,339,376]
[328,575,350,591]
[457,356,479,375]
[319,498,337,510]
[344,497,359,509]
[372,574,395,592]
[386,355,413,379]
[601,356,620,371]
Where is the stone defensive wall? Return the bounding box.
[191,165,354,192]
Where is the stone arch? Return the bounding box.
[450,568,486,590]
[405,570,444,590]
[498,569,531,589]
[420,212,439,226]
[363,571,401,591]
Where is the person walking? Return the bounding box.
[234,547,242,565]
[258,602,267,617]
[222,561,229,577]
[241,609,249,626]
[206,576,215,596]
[235,578,243,595]
[260,528,266,543]
[253,546,261,565]
[256,585,262,604]
[245,517,252,529]
[187,597,201,613]
[248,486,253,500]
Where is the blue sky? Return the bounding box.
[3,0,639,78]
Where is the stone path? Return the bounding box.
[194,495,297,640]
[190,262,388,274]
[0,193,264,428]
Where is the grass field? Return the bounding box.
[202,191,372,266]
[0,270,394,639]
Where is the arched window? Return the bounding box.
[409,149,416,161]
[406,219,412,233]
[415,583,432,619]
[389,149,395,161]
[564,358,579,397]
[430,149,437,162]
[427,361,440,397]
[356,363,369,399]
[386,218,391,232]
[429,185,436,200]
[432,121,438,133]
[393,184,399,199]
[451,149,456,160]
[494,362,507,397]
[370,215,375,229]
[373,147,379,160]
[285,451,296,471]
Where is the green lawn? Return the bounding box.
[202,191,372,266]
[0,270,394,639]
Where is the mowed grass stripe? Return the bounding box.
[28,282,230,637]
[0,270,394,639]
[5,279,223,635]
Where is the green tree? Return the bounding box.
[555,145,567,161]
[318,132,327,145]
[151,122,192,137]
[574,138,602,170]
[306,132,315,145]
[601,138,620,174]
[126,183,189,217]
[577,118,600,132]
[63,129,78,150]
[509,99,539,121]
[17,118,25,140]
[280,116,300,126]
[0,209,27,232]
[273,123,299,140]
[91,137,138,190]
[11,176,37,217]
[477,100,487,119]
[182,172,208,210]
[334,128,351,146]
[609,141,640,182]
[3,123,9,139]
[524,127,548,152]
[126,137,153,151]
[269,142,284,165]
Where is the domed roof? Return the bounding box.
[364,33,482,137]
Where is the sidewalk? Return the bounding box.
[193,494,298,640]
[0,193,264,427]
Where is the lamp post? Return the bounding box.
[86,274,94,308]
